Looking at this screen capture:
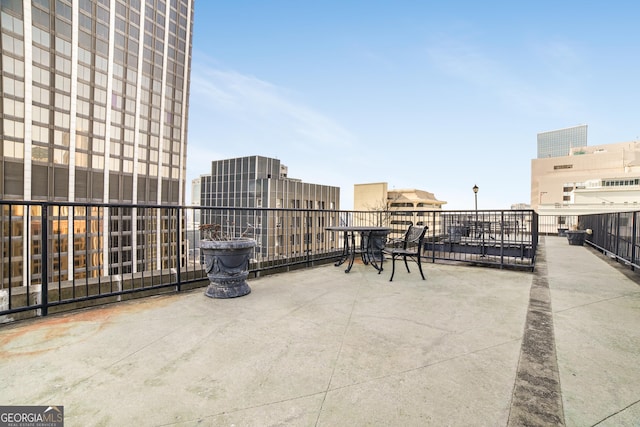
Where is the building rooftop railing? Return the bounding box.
[1,202,538,322]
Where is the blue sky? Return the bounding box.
[186,1,640,210]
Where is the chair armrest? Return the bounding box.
[384,238,404,248]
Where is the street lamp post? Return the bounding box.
[473,184,479,221]
[473,184,485,256]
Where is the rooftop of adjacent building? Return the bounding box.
[567,140,640,157]
[388,188,446,205]
[354,182,447,210]
[537,123,588,137]
[1,236,638,425]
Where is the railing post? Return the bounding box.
[615,212,621,259]
[305,211,311,267]
[176,207,182,291]
[499,211,505,269]
[430,211,436,263]
[632,212,637,272]
[41,203,49,317]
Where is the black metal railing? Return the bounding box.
[579,211,640,271]
[0,202,538,321]
[0,202,190,319]
[421,210,538,270]
[538,214,579,235]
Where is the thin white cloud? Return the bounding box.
[426,37,582,117]
[189,60,355,147]
[533,39,586,81]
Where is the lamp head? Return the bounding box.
[472,184,479,194]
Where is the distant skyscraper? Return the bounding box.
[198,156,340,259]
[0,0,194,285]
[200,156,340,211]
[537,125,588,158]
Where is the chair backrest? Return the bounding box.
[403,225,427,250]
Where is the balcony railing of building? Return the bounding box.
[579,211,640,272]
[421,210,538,270]
[538,214,579,235]
[0,202,538,322]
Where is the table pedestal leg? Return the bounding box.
[334,231,357,272]
[345,231,356,272]
[365,230,387,272]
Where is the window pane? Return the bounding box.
[2,76,15,95]
[76,152,88,167]
[3,141,24,158]
[53,149,69,165]
[32,144,49,161]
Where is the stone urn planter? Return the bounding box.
[201,238,256,298]
[566,230,588,246]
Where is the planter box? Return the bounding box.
[566,230,587,246]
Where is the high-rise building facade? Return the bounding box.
[1,0,192,202]
[537,125,588,159]
[1,0,194,287]
[531,140,640,230]
[198,156,340,259]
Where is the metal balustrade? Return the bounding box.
[0,202,539,321]
[580,211,640,271]
[538,214,579,235]
[421,210,538,270]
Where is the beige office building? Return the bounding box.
[531,140,640,229]
[354,182,446,236]
[354,183,445,211]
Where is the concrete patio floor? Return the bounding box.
[0,237,639,426]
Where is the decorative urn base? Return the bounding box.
[201,239,256,298]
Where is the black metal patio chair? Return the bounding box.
[381,225,428,282]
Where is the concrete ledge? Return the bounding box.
[508,237,565,426]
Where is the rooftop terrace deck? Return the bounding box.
[0,237,638,426]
